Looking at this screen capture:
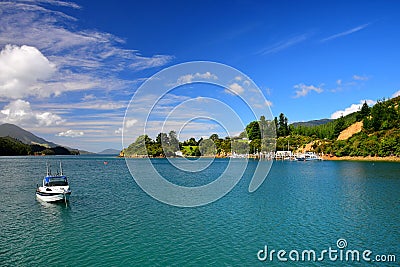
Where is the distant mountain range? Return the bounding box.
[0,123,57,147]
[98,148,120,155]
[291,119,332,127]
[0,123,93,155]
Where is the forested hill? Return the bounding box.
[122,96,400,158]
[0,136,78,156]
[281,96,400,157]
[291,119,332,128]
[0,124,80,156]
[0,123,57,147]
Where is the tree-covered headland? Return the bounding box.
[122,96,400,158]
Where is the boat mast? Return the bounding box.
[60,161,63,176]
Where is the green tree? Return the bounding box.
[220,137,231,155]
[210,134,219,141]
[334,115,345,137]
[184,137,197,146]
[168,131,179,152]
[125,134,153,156]
[156,132,169,145]
[249,139,261,153]
[356,101,370,121]
[199,139,216,156]
[276,113,289,137]
[246,121,261,140]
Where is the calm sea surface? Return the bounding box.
[0,156,399,266]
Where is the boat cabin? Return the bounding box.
[44,176,68,187]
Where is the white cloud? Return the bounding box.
[392,90,400,98]
[352,75,369,81]
[259,33,309,55]
[0,45,56,99]
[37,99,127,111]
[253,100,273,109]
[225,83,245,95]
[176,72,218,85]
[129,55,174,71]
[125,119,138,128]
[330,99,376,119]
[115,118,138,135]
[0,2,172,71]
[293,83,323,98]
[0,99,64,126]
[82,94,96,101]
[243,80,251,86]
[265,100,273,107]
[56,129,84,137]
[115,127,123,134]
[336,79,342,86]
[321,23,371,42]
[0,1,172,100]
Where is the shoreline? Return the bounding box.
[323,155,400,162]
[121,154,400,162]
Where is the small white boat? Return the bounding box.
[36,162,71,203]
[296,152,322,161]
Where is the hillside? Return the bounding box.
[0,123,80,156]
[337,121,363,140]
[98,148,120,155]
[0,136,31,156]
[285,96,400,157]
[0,123,57,147]
[121,96,400,159]
[0,136,77,156]
[291,119,332,127]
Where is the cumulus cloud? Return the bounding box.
[0,1,172,72]
[125,119,138,128]
[115,118,138,134]
[0,45,56,99]
[56,129,84,137]
[0,1,172,100]
[0,99,64,126]
[293,83,323,98]
[115,128,123,134]
[225,83,245,95]
[176,72,218,85]
[330,99,376,119]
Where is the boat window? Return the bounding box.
[47,177,68,186]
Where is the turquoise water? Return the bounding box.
[0,156,399,266]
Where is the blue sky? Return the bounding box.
[0,0,399,152]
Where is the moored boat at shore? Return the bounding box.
[296,152,322,161]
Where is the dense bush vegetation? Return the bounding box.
[0,136,78,156]
[123,96,400,158]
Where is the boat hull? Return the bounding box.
[36,191,71,202]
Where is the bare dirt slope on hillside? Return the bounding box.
[337,121,363,140]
